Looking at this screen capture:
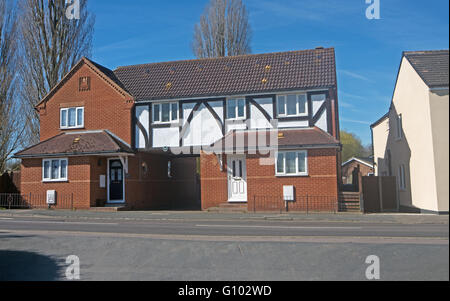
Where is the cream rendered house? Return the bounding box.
[371,50,449,214]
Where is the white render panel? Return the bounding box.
[226,122,247,133]
[135,105,149,148]
[278,120,309,128]
[153,127,180,148]
[315,108,328,132]
[311,94,326,116]
[182,104,223,146]
[182,102,195,126]
[250,98,274,129]
[209,101,224,123]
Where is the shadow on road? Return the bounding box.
[0,250,64,281]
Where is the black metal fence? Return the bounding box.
[251,195,338,213]
[0,193,74,210]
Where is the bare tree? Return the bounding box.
[19,0,95,143]
[192,0,251,58]
[0,0,22,173]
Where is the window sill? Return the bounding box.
[42,180,68,183]
[277,114,308,118]
[60,127,85,130]
[275,174,309,177]
[152,121,179,125]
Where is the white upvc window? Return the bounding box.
[398,164,406,191]
[275,150,308,176]
[42,158,68,182]
[152,102,179,123]
[226,98,246,120]
[277,94,308,117]
[396,114,403,139]
[60,107,84,129]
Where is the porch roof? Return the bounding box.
[14,130,134,159]
[208,127,341,153]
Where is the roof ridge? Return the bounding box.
[114,48,335,71]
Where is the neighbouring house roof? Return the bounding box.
[370,112,389,128]
[14,130,134,158]
[209,127,340,153]
[113,48,337,101]
[342,157,374,168]
[403,50,449,88]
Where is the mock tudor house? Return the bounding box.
[371,50,449,214]
[15,47,342,211]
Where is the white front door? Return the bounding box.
[227,155,247,202]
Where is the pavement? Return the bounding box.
[0,210,448,281]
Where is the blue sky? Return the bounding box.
[88,0,449,145]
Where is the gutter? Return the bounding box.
[14,151,135,159]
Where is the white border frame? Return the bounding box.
[152,102,179,124]
[42,158,68,182]
[226,97,247,121]
[275,150,308,177]
[60,107,84,129]
[276,94,308,118]
[107,158,126,204]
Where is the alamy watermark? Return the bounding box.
[365,0,381,20]
[365,255,380,280]
[65,0,80,20]
[65,255,80,280]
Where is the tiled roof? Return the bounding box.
[14,131,134,158]
[113,48,337,101]
[404,50,449,88]
[210,127,340,153]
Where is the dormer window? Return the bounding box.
[60,107,84,129]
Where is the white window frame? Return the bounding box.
[276,94,308,118]
[152,102,179,124]
[275,150,308,176]
[42,158,68,182]
[226,98,246,120]
[396,114,403,140]
[60,107,84,129]
[398,164,406,191]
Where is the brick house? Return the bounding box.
[15,48,342,211]
[341,157,374,185]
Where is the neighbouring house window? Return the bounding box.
[398,164,406,190]
[277,94,308,117]
[43,158,68,182]
[227,98,246,120]
[396,114,403,139]
[275,151,308,176]
[60,107,84,129]
[153,102,178,123]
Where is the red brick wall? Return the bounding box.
[200,149,339,211]
[21,157,92,209]
[200,152,228,210]
[342,160,374,184]
[38,62,134,144]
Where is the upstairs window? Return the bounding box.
[60,107,84,129]
[226,98,246,120]
[153,102,178,123]
[43,158,68,182]
[276,150,308,176]
[398,164,406,190]
[396,114,403,139]
[277,94,308,117]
